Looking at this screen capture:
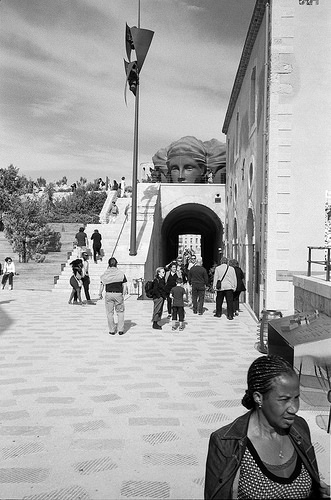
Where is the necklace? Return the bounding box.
[279,434,284,459]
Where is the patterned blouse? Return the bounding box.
[238,438,312,499]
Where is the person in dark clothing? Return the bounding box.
[188,257,209,315]
[229,259,246,316]
[81,251,95,304]
[75,227,88,258]
[151,267,167,330]
[91,229,102,263]
[68,259,84,305]
[164,262,179,318]
[170,277,186,331]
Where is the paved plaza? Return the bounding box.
[0,290,329,500]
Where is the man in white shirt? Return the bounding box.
[213,257,237,320]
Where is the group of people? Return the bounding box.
[2,247,329,498]
[90,257,331,498]
[75,227,103,264]
[149,254,246,330]
[68,252,95,305]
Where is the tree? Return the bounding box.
[0,165,28,212]
[36,176,47,188]
[3,196,61,262]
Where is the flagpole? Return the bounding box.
[129,0,141,256]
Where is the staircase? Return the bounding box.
[0,184,160,293]
[52,184,160,297]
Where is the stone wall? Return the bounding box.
[293,275,331,317]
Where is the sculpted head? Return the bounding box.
[152,136,226,184]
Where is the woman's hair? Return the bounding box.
[5,257,12,262]
[155,267,164,278]
[242,355,296,409]
[229,259,239,267]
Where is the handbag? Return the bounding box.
[216,265,229,290]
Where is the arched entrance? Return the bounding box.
[162,203,223,271]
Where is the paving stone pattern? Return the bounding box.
[0,290,329,499]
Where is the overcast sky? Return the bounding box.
[0,0,256,185]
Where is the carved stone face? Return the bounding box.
[168,155,205,183]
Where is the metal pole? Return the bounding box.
[129,0,141,256]
[129,86,139,256]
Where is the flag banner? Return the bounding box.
[125,23,135,61]
[129,26,154,71]
[124,60,139,100]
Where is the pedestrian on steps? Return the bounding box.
[68,259,84,305]
[91,229,102,263]
[109,201,119,223]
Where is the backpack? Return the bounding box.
[144,280,154,298]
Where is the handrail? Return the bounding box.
[111,214,129,258]
[307,246,331,281]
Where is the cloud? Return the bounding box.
[0,0,255,183]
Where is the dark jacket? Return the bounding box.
[152,277,167,299]
[204,411,321,500]
[188,265,209,287]
[233,266,245,292]
[165,271,178,294]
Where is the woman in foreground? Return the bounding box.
[204,355,330,499]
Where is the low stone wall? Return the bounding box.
[293,275,331,317]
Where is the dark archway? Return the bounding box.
[161,203,223,271]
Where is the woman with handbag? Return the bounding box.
[230,259,246,316]
[1,257,16,290]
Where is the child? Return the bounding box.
[68,259,84,305]
[170,277,186,331]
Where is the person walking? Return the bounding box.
[119,176,126,198]
[91,229,102,263]
[170,277,186,331]
[109,201,119,223]
[1,257,16,290]
[213,256,237,320]
[81,252,95,304]
[75,227,88,258]
[229,259,246,316]
[151,267,167,330]
[165,262,179,318]
[188,257,209,315]
[99,257,128,335]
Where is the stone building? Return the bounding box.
[223,0,331,317]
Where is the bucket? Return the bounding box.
[256,309,283,354]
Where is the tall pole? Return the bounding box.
[129,0,140,256]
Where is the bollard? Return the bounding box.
[256,309,283,354]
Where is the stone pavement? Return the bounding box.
[0,291,329,500]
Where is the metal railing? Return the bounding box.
[111,213,129,258]
[307,246,331,281]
